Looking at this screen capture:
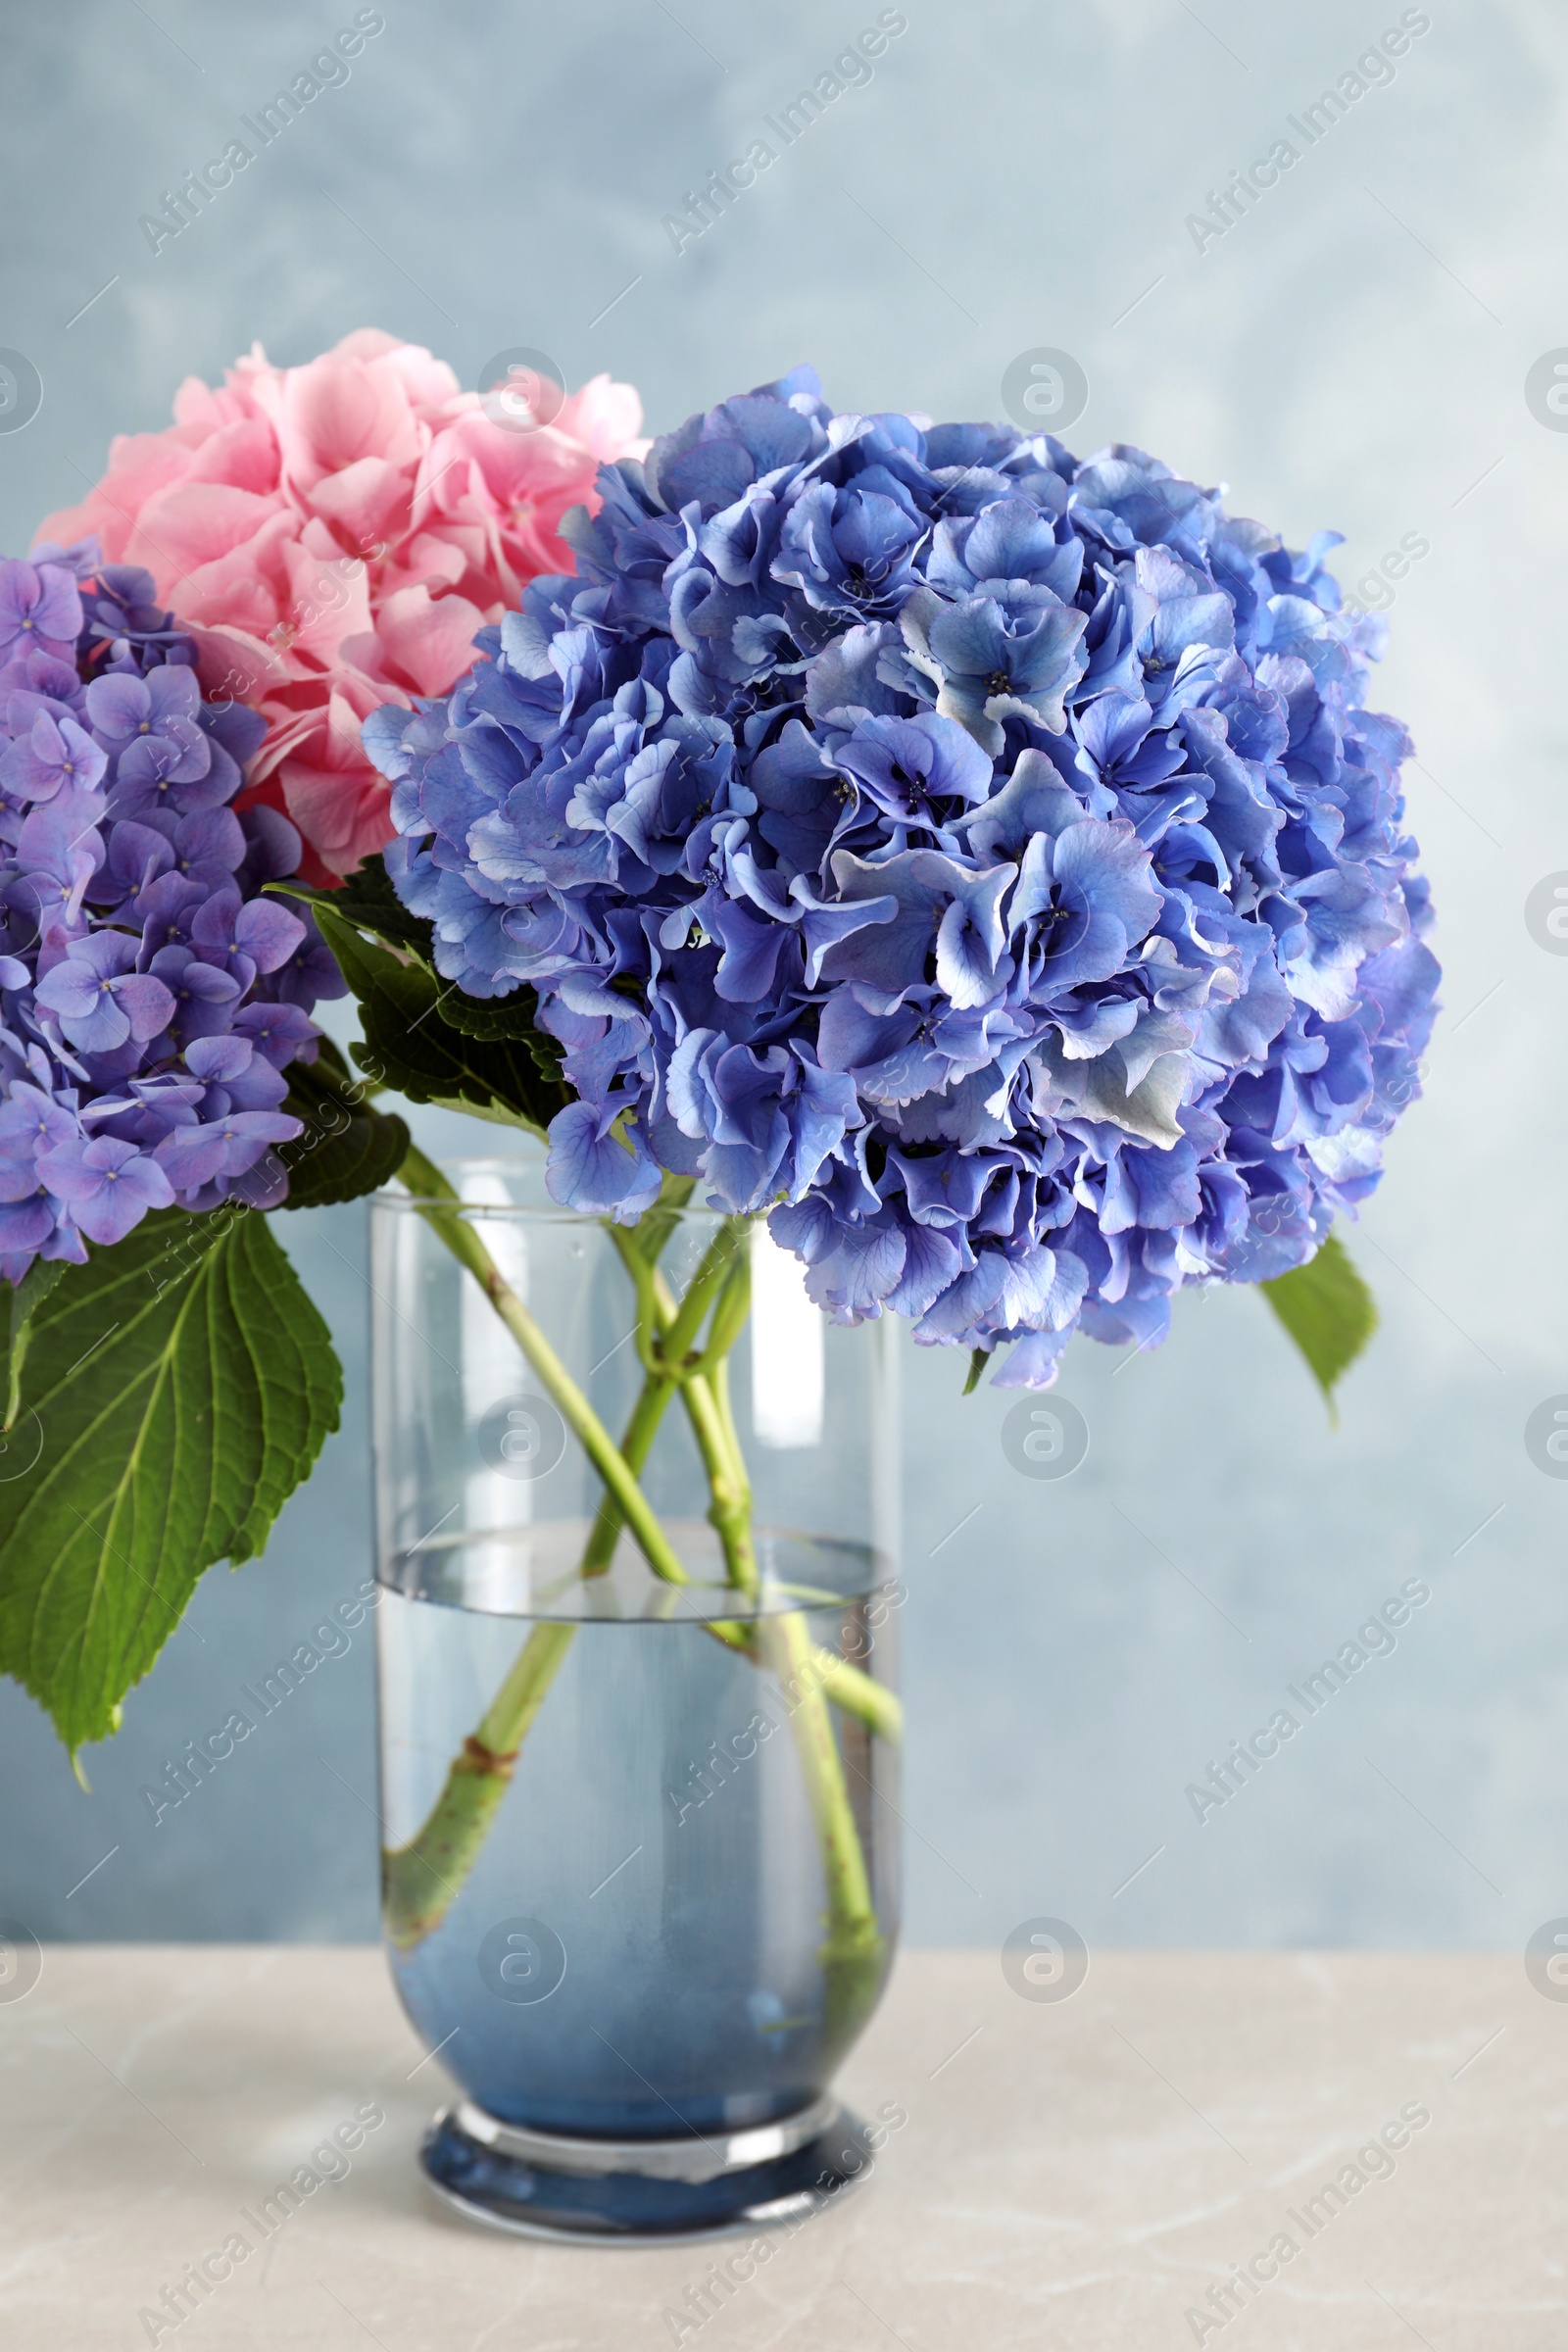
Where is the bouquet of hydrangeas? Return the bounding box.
[0,347,1437,1923]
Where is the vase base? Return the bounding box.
[419,2094,874,2244]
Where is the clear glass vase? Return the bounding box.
[369,1157,902,2242]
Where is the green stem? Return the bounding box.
[384,1194,698,1945]
[656,1212,753,1370]
[384,1158,714,1944]
[578,1372,675,1576]
[808,1649,902,1745]
[763,1608,887,2053]
[600,1230,901,1739]
[396,1145,689,1589]
[582,1218,753,1581]
[683,1367,760,1595]
[384,1623,573,1949]
[678,1285,888,2040]
[384,1151,694,1945]
[620,1231,760,1597]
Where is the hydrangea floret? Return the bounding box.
[366,368,1439,1388]
[0,541,342,1278]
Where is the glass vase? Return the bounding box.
[369,1157,902,2242]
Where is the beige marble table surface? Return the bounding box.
[2,1945,1563,2350]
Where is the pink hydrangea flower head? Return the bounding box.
[37,330,648,882]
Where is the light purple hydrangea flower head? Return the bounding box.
[0,540,346,1275]
[367,369,1439,1387]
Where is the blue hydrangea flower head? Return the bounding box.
[368,370,1439,1387]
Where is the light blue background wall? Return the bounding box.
[1,0,1564,1954]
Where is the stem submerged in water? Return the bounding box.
[763,1610,886,2053]
[684,1303,888,2047]
[385,1623,573,1949]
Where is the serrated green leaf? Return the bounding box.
[283,858,566,1068]
[435,986,566,1070]
[278,1035,411,1209]
[1262,1233,1377,1422]
[0,1207,341,1753]
[312,899,567,1136]
[270,853,435,962]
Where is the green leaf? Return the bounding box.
[311,899,568,1136]
[962,1348,987,1396]
[0,1207,341,1753]
[435,986,566,1069]
[6,1258,67,1432]
[278,854,567,1102]
[283,857,566,1062]
[270,852,434,962]
[1262,1233,1377,1421]
[277,1035,411,1210]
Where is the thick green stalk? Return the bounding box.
[810,1651,900,1744]
[659,1243,759,1597]
[612,1230,901,1740]
[384,1623,572,1948]
[686,1300,888,2045]
[763,1610,887,2056]
[657,1213,753,1368]
[395,1145,689,1588]
[683,1366,760,1595]
[581,1217,753,1579]
[578,1358,679,1576]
